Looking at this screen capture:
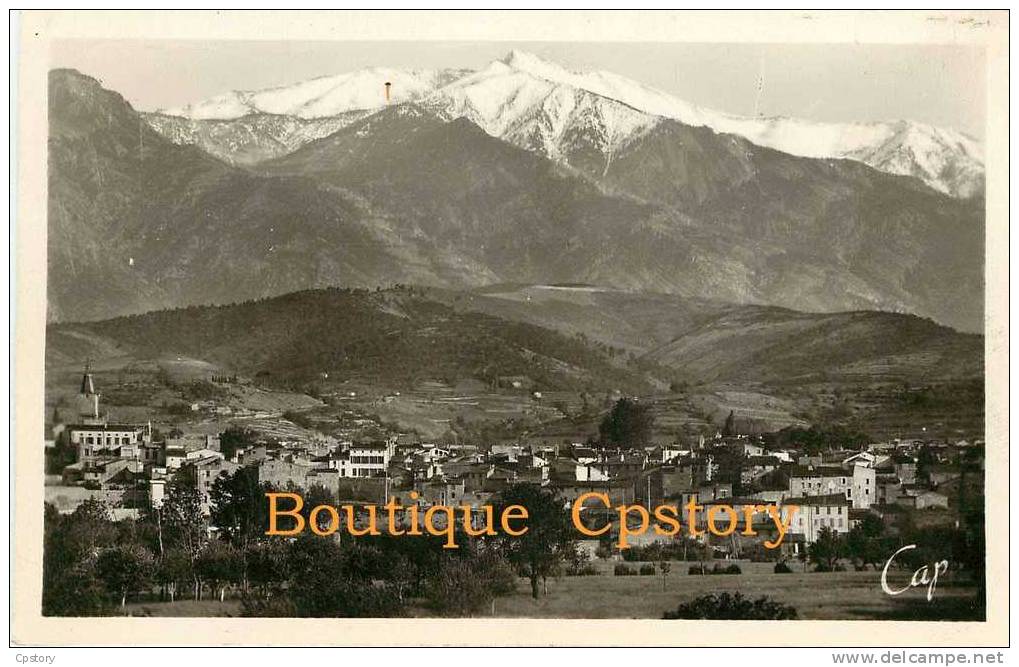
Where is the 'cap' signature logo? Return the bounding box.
[881,543,949,601]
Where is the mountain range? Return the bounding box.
[46,286,982,393]
[49,69,444,323]
[430,285,983,385]
[147,51,984,198]
[48,59,984,333]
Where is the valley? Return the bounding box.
[46,285,983,446]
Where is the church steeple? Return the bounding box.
[76,359,104,424]
[80,359,96,396]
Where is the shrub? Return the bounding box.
[300,579,403,618]
[614,563,636,576]
[814,561,847,572]
[165,402,194,417]
[774,560,794,574]
[620,540,701,562]
[712,562,741,575]
[664,592,798,620]
[240,592,298,617]
[639,564,656,576]
[564,544,597,576]
[427,558,498,616]
[689,562,740,575]
[479,554,518,595]
[426,550,518,611]
[567,563,598,576]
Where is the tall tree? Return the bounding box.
[162,481,208,599]
[210,467,274,549]
[598,398,654,448]
[155,548,193,603]
[42,502,115,616]
[722,410,736,437]
[197,540,243,602]
[244,540,289,598]
[808,526,843,572]
[845,513,887,569]
[219,427,259,461]
[96,544,155,608]
[492,483,574,599]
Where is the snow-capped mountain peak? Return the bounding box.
[500,49,578,80]
[426,50,984,197]
[159,66,470,120]
[149,51,983,197]
[424,52,661,160]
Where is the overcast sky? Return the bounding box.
[50,40,986,139]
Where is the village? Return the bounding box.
[47,363,985,567]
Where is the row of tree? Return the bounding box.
[43,473,579,617]
[805,511,985,597]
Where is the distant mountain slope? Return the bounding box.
[46,288,650,392]
[47,286,982,392]
[48,68,228,320]
[644,308,983,385]
[148,51,983,197]
[159,67,470,119]
[566,118,985,333]
[429,285,749,353]
[423,51,984,198]
[433,285,983,385]
[265,104,983,332]
[264,105,675,285]
[48,69,479,322]
[141,111,368,165]
[144,67,469,164]
[51,69,983,333]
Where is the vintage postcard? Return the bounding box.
[10,10,1009,649]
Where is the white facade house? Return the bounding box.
[781,494,851,543]
[789,464,875,509]
[334,443,391,478]
[69,424,147,460]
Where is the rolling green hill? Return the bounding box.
[48,285,981,394]
[46,287,651,394]
[46,285,983,439]
[429,285,983,386]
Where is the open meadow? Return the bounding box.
[122,564,982,621]
[483,569,981,620]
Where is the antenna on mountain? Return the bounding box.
[753,55,765,118]
[384,82,392,104]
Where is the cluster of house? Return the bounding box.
[53,368,981,557]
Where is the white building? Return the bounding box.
[789,464,875,509]
[781,494,851,543]
[334,442,391,478]
[64,365,148,461]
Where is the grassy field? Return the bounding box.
[483,570,982,620]
[126,599,241,617]
[122,567,982,621]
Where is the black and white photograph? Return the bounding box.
[10,9,1009,650]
